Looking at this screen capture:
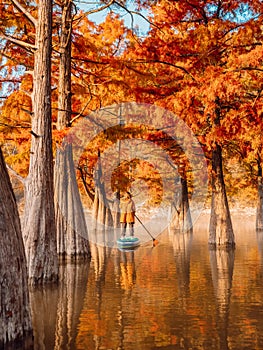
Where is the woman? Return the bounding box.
[120,191,136,238]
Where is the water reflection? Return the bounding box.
[209,248,235,350]
[30,261,90,349]
[169,229,193,302]
[27,215,263,350]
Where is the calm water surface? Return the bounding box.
[29,214,263,350]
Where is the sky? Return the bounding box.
[76,0,150,36]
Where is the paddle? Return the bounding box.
[135,214,158,246]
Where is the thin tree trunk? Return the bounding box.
[256,160,263,230]
[0,148,33,347]
[209,144,235,248]
[169,177,192,233]
[57,0,72,130]
[112,193,120,229]
[55,0,90,258]
[92,152,113,228]
[54,144,90,259]
[23,0,58,285]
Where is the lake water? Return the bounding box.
[27,213,263,350]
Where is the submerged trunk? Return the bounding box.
[209,144,235,248]
[54,144,90,259]
[256,160,263,230]
[0,149,33,347]
[169,177,192,233]
[23,0,58,285]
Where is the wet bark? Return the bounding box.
[0,149,33,347]
[209,144,235,248]
[23,0,58,285]
[256,160,263,230]
[54,144,90,259]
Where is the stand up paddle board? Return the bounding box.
[117,236,140,249]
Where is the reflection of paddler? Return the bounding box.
[120,192,135,238]
[120,252,136,291]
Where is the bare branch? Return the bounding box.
[74,0,115,21]
[252,88,262,109]
[6,163,25,185]
[0,33,35,52]
[114,0,161,34]
[0,122,31,129]
[135,59,196,80]
[236,66,263,73]
[69,95,93,125]
[10,0,37,27]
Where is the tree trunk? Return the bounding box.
[209,144,235,248]
[0,148,33,347]
[92,153,113,228]
[23,0,58,285]
[57,0,72,130]
[55,0,90,258]
[111,193,120,229]
[169,177,192,233]
[256,160,263,230]
[54,144,90,259]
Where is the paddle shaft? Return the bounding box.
[135,214,156,241]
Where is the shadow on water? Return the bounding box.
[13,215,263,349]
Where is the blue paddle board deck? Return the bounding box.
[117,236,140,249]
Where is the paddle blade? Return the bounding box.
[153,239,158,247]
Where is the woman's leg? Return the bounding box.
[121,223,127,237]
[128,223,134,236]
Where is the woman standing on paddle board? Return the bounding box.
[120,191,136,238]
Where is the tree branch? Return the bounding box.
[114,0,161,34]
[74,0,115,22]
[0,33,36,52]
[10,0,37,27]
[6,164,25,185]
[135,59,196,80]
[69,95,93,125]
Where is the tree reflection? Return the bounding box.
[30,261,90,349]
[209,247,235,350]
[169,229,193,304]
[256,230,263,276]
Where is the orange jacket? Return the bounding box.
[120,198,135,223]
